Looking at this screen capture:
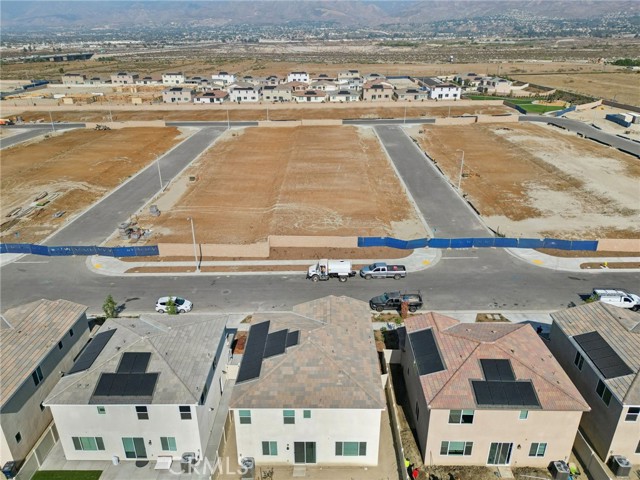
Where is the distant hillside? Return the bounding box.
[2,0,639,29]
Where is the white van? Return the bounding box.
[591,289,640,311]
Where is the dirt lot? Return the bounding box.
[135,125,426,244]
[410,122,640,239]
[0,127,184,243]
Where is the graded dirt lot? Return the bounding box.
[410,123,640,239]
[136,125,426,245]
[0,127,183,243]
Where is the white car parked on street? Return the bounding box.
[155,296,193,314]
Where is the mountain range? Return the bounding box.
[2,0,639,30]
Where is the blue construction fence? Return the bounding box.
[551,105,577,117]
[0,244,159,257]
[358,237,598,251]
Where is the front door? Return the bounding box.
[487,442,512,465]
[294,442,316,464]
[122,437,147,459]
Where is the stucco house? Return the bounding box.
[394,87,429,102]
[44,314,233,466]
[228,83,260,103]
[61,73,86,85]
[230,296,386,467]
[261,85,292,102]
[292,90,327,103]
[401,313,589,467]
[309,80,338,92]
[162,87,195,103]
[280,81,308,93]
[110,72,139,85]
[417,77,462,100]
[479,77,512,95]
[194,91,228,104]
[162,72,185,85]
[548,303,640,464]
[135,76,160,85]
[337,69,360,80]
[362,81,394,102]
[0,300,90,467]
[328,89,361,103]
[286,71,309,84]
[211,72,236,86]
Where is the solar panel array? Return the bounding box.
[480,359,515,381]
[408,329,445,376]
[472,380,540,407]
[574,331,633,379]
[67,329,117,374]
[93,372,159,398]
[236,322,301,384]
[117,352,151,374]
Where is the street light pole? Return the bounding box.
[187,217,200,273]
[226,109,230,130]
[404,105,407,124]
[49,111,56,133]
[456,149,465,192]
[156,156,164,191]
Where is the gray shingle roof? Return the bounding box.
[1,299,87,406]
[551,302,640,404]
[45,314,229,406]
[230,296,385,410]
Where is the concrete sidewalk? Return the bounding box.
[82,247,640,276]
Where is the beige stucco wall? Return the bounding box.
[269,236,357,248]
[596,238,640,252]
[158,242,270,258]
[575,100,603,111]
[475,114,519,124]
[434,116,477,125]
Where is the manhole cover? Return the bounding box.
[221,289,231,295]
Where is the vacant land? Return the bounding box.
[411,123,640,239]
[136,126,426,244]
[0,127,183,243]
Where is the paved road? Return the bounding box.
[0,124,84,149]
[44,127,225,246]
[521,115,640,157]
[345,118,435,125]
[375,125,491,238]
[167,121,258,127]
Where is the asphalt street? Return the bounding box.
[0,124,85,149]
[1,118,639,315]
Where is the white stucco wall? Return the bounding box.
[49,404,202,461]
[232,408,382,466]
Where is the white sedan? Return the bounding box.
[155,296,193,314]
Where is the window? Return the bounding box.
[625,407,640,422]
[239,410,251,424]
[58,341,64,350]
[32,366,44,386]
[136,406,149,420]
[15,432,22,444]
[335,442,367,456]
[440,441,473,456]
[160,437,177,451]
[69,328,74,337]
[262,441,278,456]
[72,436,105,451]
[574,351,584,370]
[97,406,106,415]
[529,442,547,457]
[303,410,311,419]
[519,410,528,420]
[283,410,295,424]
[448,409,474,424]
[179,406,192,420]
[596,380,612,406]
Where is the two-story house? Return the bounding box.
[286,71,309,84]
[0,300,90,467]
[45,314,234,466]
[548,303,640,464]
[162,87,195,103]
[211,72,236,86]
[394,87,429,102]
[194,91,228,104]
[361,81,394,102]
[162,72,186,85]
[292,90,327,103]
[401,313,589,467]
[261,85,292,103]
[228,83,260,103]
[230,296,385,467]
[110,72,139,85]
[61,74,86,85]
[417,77,462,100]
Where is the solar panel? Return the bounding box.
[264,329,288,359]
[286,330,300,347]
[574,331,633,379]
[67,329,116,374]
[117,352,151,374]
[472,380,540,407]
[92,372,158,398]
[409,329,445,376]
[480,359,515,381]
[93,373,116,396]
[236,321,270,383]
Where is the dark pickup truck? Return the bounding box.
[360,262,407,280]
[369,291,423,313]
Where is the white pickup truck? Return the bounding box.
[360,262,407,280]
[591,289,640,311]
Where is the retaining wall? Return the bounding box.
[158,242,270,258]
[269,235,358,248]
[596,238,640,252]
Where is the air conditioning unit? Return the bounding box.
[240,457,255,480]
[549,460,570,480]
[608,455,631,477]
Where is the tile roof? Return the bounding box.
[230,296,385,410]
[551,302,640,404]
[45,314,229,406]
[405,313,589,411]
[1,299,87,406]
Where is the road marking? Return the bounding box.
[533,259,544,265]
[422,260,431,265]
[95,263,102,269]
[15,261,49,264]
